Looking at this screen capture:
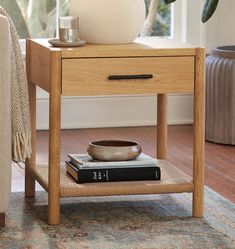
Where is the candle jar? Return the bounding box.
[59,16,79,43]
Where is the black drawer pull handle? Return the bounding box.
[108,74,153,80]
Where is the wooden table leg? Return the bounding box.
[193,48,205,218]
[48,51,62,225]
[0,213,5,226]
[25,39,36,198]
[157,94,168,159]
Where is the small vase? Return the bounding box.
[69,0,146,44]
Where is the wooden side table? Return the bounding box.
[25,38,205,225]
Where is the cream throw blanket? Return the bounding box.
[0,6,31,161]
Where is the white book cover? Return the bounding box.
[68,153,157,169]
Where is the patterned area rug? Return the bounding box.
[0,187,235,249]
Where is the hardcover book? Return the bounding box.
[68,153,157,169]
[66,161,161,183]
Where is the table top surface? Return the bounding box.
[29,37,201,58]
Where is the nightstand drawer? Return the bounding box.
[62,57,194,96]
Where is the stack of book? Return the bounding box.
[66,153,161,183]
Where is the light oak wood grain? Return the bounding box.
[193,48,205,218]
[25,39,36,197]
[62,57,194,96]
[157,94,168,159]
[32,37,197,58]
[48,51,62,225]
[26,39,52,92]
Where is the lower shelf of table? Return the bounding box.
[30,160,194,198]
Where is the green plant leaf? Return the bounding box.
[201,0,219,23]
[164,0,176,4]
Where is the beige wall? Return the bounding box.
[205,0,235,49]
[182,0,235,50]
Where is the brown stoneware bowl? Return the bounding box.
[87,140,142,161]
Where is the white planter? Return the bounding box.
[69,0,146,44]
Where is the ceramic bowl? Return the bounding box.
[87,140,142,161]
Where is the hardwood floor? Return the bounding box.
[12,125,235,203]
